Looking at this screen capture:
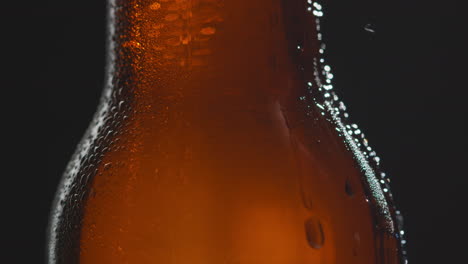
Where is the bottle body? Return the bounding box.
[48,0,405,263]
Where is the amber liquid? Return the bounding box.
[48,0,404,263]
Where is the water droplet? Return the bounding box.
[345,179,354,196]
[149,2,161,10]
[364,23,376,33]
[103,162,112,170]
[313,2,322,11]
[301,191,313,211]
[122,40,141,49]
[200,27,216,35]
[181,34,192,45]
[304,218,325,249]
[313,10,323,17]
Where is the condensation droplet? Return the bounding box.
[304,218,325,249]
[345,178,354,196]
[364,23,376,33]
[149,2,161,10]
[122,40,141,49]
[200,27,216,35]
[301,191,313,211]
[180,34,191,45]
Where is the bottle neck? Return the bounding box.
[105,0,321,107]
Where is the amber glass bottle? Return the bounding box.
[48,0,406,263]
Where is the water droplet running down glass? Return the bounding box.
[304,217,325,249]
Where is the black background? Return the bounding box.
[7,0,466,263]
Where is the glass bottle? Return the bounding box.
[48,0,406,263]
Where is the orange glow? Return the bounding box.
[49,0,403,263]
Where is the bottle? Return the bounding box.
[48,0,406,263]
